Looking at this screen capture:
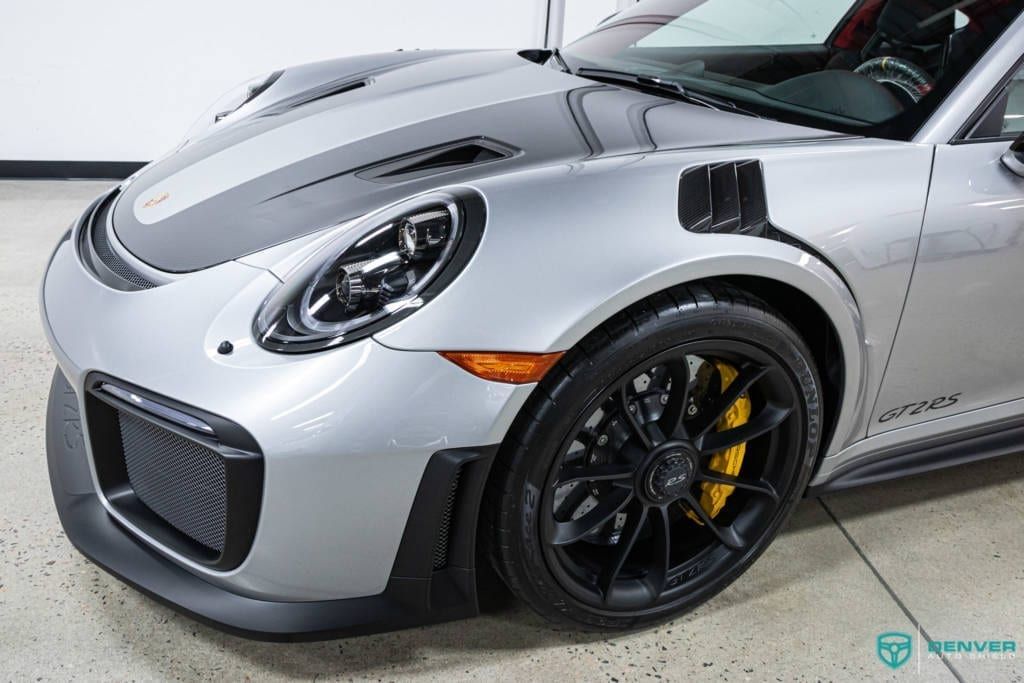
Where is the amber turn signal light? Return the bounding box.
[439,351,564,384]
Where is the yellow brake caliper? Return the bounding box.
[686,360,751,523]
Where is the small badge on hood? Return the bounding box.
[142,192,170,209]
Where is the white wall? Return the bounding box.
[0,0,547,162]
[564,0,620,44]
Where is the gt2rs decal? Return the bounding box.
[878,394,962,423]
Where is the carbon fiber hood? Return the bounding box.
[113,49,836,273]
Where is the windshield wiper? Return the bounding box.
[574,67,765,119]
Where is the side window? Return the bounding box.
[1002,68,1024,136]
[967,63,1024,140]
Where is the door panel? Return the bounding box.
[871,142,1024,434]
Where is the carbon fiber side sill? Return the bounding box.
[806,418,1024,496]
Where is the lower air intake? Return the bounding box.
[118,411,227,553]
[85,374,263,570]
[432,469,462,570]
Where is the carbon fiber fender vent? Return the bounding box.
[678,160,769,236]
[432,468,462,570]
[678,161,850,291]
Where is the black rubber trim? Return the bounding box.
[806,417,1024,496]
[0,160,145,180]
[83,372,262,571]
[47,368,497,640]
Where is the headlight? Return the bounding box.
[179,70,283,147]
[254,190,484,353]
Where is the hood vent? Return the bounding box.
[288,78,368,108]
[80,192,157,291]
[678,160,769,236]
[257,78,368,118]
[356,138,519,183]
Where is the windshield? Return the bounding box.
[563,0,1024,137]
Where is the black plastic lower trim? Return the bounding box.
[46,368,497,641]
[0,160,145,180]
[806,417,1024,496]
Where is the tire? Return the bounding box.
[485,282,822,631]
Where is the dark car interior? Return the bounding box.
[566,0,1024,132]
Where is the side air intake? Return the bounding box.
[678,160,769,236]
[357,138,518,183]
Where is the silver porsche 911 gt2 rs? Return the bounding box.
[41,0,1024,639]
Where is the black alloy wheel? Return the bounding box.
[486,283,822,630]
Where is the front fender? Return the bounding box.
[374,155,869,455]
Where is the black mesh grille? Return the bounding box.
[91,218,156,289]
[432,470,461,570]
[118,411,227,552]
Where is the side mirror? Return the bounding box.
[1000,133,1024,177]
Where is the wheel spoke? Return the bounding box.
[620,440,649,467]
[619,383,654,450]
[543,340,806,612]
[690,363,770,438]
[605,415,633,450]
[657,358,692,440]
[694,402,792,455]
[574,427,599,447]
[598,500,648,601]
[697,469,780,504]
[648,365,670,390]
[643,420,668,446]
[645,505,673,600]
[554,483,591,520]
[680,493,746,550]
[546,488,633,546]
[557,463,636,487]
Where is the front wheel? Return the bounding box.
[485,283,822,630]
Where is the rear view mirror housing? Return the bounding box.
[1001,132,1024,177]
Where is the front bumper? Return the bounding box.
[40,202,533,636]
[49,369,499,640]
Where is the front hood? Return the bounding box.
[115,50,839,273]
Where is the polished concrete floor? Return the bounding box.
[2,180,1022,682]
